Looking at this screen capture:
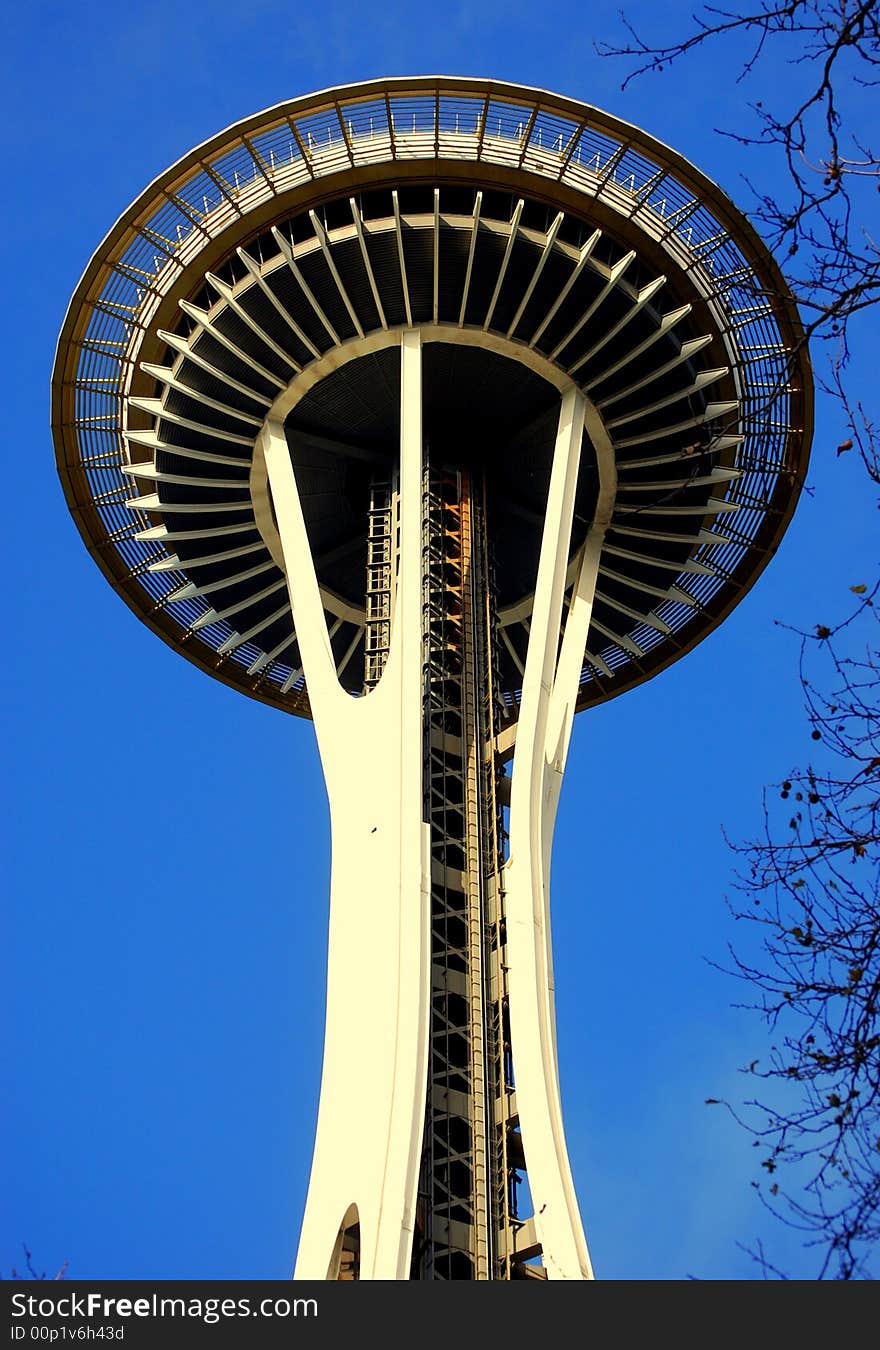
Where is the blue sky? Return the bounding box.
[3,0,875,1281]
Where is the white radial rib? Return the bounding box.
[205,273,302,373]
[165,560,274,600]
[121,464,247,489]
[179,300,287,389]
[140,363,264,425]
[191,577,287,631]
[583,304,692,391]
[483,198,524,330]
[246,631,297,675]
[612,401,739,450]
[135,521,256,543]
[604,370,729,428]
[595,589,672,634]
[458,190,482,327]
[611,523,730,546]
[157,329,273,407]
[309,211,365,338]
[271,227,341,345]
[147,541,266,574]
[595,336,714,410]
[529,229,600,348]
[391,189,413,326]
[128,397,255,446]
[568,275,666,376]
[548,250,636,363]
[279,663,305,695]
[216,599,293,654]
[616,467,741,492]
[272,330,431,1279]
[506,210,564,337]
[619,434,742,469]
[236,248,323,358]
[585,649,613,677]
[504,384,612,1281]
[616,497,740,516]
[598,562,696,607]
[590,617,643,657]
[123,429,251,468]
[124,493,252,514]
[164,582,201,604]
[349,200,387,330]
[603,541,717,577]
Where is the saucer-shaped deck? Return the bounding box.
[52,77,812,719]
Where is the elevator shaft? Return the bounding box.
[389,466,533,1280]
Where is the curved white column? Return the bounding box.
[503,389,616,1280]
[263,330,431,1280]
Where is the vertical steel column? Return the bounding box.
[416,466,540,1279]
[418,468,486,1278]
[458,481,492,1281]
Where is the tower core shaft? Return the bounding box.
[417,465,513,1279]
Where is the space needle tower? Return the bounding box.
[52,77,812,1280]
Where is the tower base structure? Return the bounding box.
[264,330,613,1279]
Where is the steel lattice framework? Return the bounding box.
[52,77,812,1280]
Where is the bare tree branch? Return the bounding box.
[600,0,879,1279]
[708,584,880,1278]
[1,1245,69,1281]
[597,2,880,358]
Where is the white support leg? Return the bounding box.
[503,388,616,1280]
[262,329,431,1280]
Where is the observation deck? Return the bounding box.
[52,76,812,722]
